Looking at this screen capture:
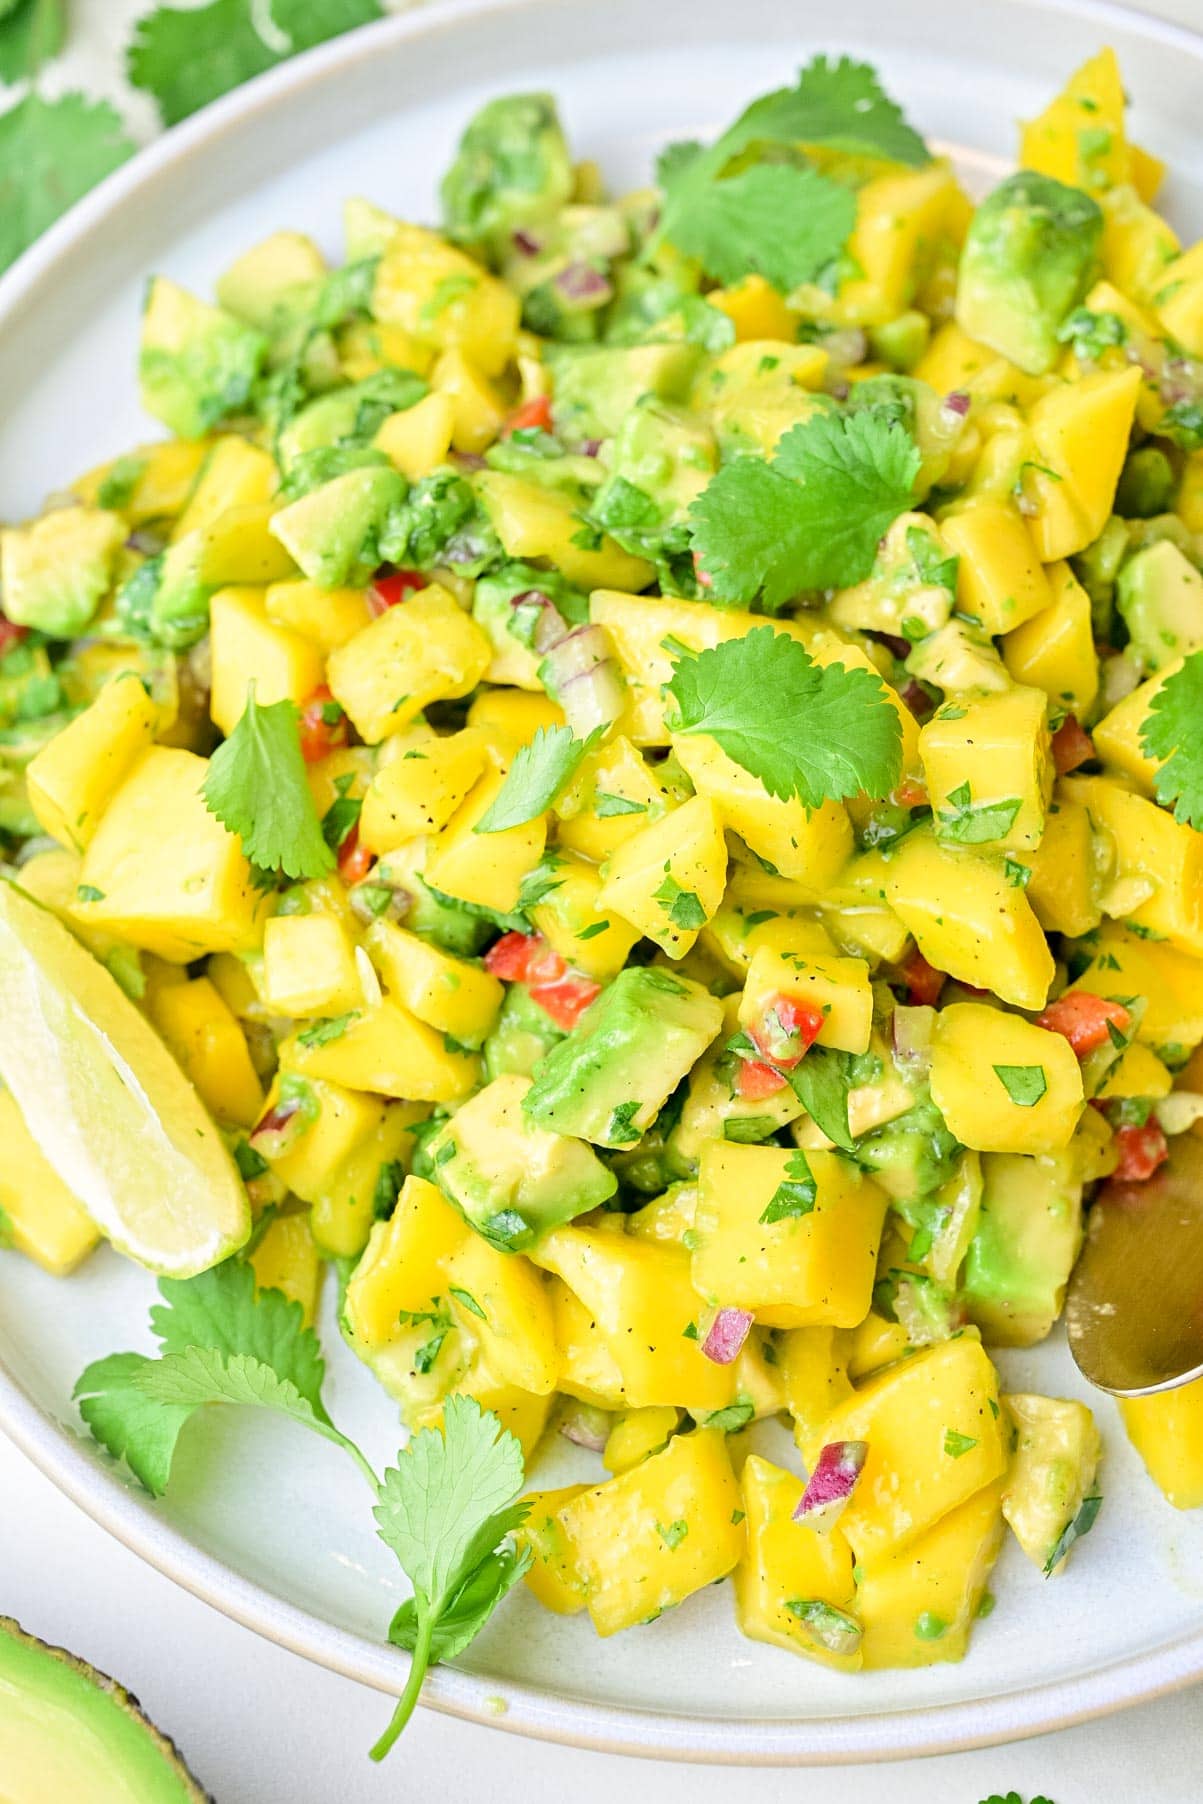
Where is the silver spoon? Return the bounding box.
[1066,1130,1203,1395]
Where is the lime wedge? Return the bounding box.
[0,879,250,1277]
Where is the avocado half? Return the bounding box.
[0,1616,212,1803]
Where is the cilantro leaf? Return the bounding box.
[789,1046,858,1151]
[370,1396,529,1760]
[1141,650,1203,829]
[0,0,64,83]
[0,94,135,275]
[773,56,931,164]
[1044,1492,1102,1576]
[689,409,920,606]
[128,0,384,128]
[760,1149,818,1223]
[149,1259,329,1419]
[666,628,902,808]
[937,783,1023,844]
[388,1544,530,1666]
[993,1063,1047,1108]
[661,162,856,294]
[474,724,601,834]
[203,685,334,882]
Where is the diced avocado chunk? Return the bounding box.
[441,93,574,261]
[1001,1392,1102,1574]
[548,342,701,442]
[955,171,1102,375]
[472,560,589,686]
[855,1087,961,1204]
[523,966,724,1149]
[961,1149,1084,1347]
[484,982,566,1080]
[1115,445,1176,520]
[270,465,407,588]
[428,1072,616,1250]
[216,229,327,333]
[139,276,266,439]
[592,399,717,560]
[1116,538,1203,672]
[276,369,428,478]
[0,506,125,638]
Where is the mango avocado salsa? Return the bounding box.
[6,45,1203,1693]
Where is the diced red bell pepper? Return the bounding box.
[503,394,553,436]
[748,994,825,1070]
[484,931,540,982]
[482,930,599,1027]
[0,616,27,659]
[735,1058,789,1101]
[368,569,427,616]
[1037,990,1132,1057]
[1052,714,1095,775]
[899,947,945,1007]
[1113,1120,1169,1182]
[298,685,349,764]
[528,967,601,1030]
[892,776,929,809]
[336,824,374,887]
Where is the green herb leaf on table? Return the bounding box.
[127,0,385,128]
[474,724,602,834]
[665,628,903,809]
[689,409,921,607]
[203,685,335,882]
[1140,649,1203,829]
[370,1395,531,1760]
[0,0,64,83]
[0,94,135,275]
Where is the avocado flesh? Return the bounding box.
[0,1617,211,1803]
[1115,538,1203,673]
[961,1149,1084,1347]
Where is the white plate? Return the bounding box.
[4,0,1203,1763]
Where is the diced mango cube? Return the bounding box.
[364,918,502,1043]
[374,391,456,479]
[596,795,727,958]
[249,1212,324,1327]
[1121,1375,1203,1509]
[261,912,363,1019]
[264,579,372,651]
[284,1000,479,1102]
[326,584,492,742]
[930,1002,1083,1154]
[858,1481,1005,1668]
[424,764,547,914]
[1002,561,1099,719]
[672,732,852,894]
[940,501,1051,636]
[475,471,653,593]
[739,944,873,1055]
[359,728,487,853]
[443,1233,559,1395]
[1062,773,1203,957]
[26,671,160,852]
[921,686,1052,854]
[734,1454,861,1671]
[146,974,264,1128]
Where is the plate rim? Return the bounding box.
[3,0,1203,1761]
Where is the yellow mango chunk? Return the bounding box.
[1001,1392,1102,1572]
[672,732,853,894]
[364,918,503,1043]
[259,1073,385,1203]
[1002,561,1098,719]
[264,579,372,651]
[880,826,1054,1010]
[326,583,492,742]
[284,1001,479,1102]
[475,471,653,592]
[431,347,506,453]
[1121,1376,1203,1509]
[1024,366,1142,560]
[858,1481,1004,1668]
[0,1089,99,1275]
[555,734,674,863]
[466,687,564,752]
[1097,1039,1172,1101]
[261,912,363,1019]
[709,275,799,341]
[739,943,872,1055]
[374,391,456,479]
[424,763,546,913]
[845,1311,911,1382]
[930,1002,1083,1154]
[921,686,1052,855]
[74,747,262,962]
[172,437,277,541]
[517,1485,590,1614]
[1024,795,1102,939]
[734,1454,861,1671]
[249,1212,323,1327]
[529,854,641,982]
[345,1175,468,1347]
[1154,239,1203,358]
[940,500,1051,636]
[1020,48,1130,193]
[603,1407,682,1476]
[558,1429,744,1637]
[779,1326,854,1444]
[360,727,487,852]
[443,1234,559,1395]
[807,1336,1007,1564]
[26,671,159,852]
[693,1144,888,1329]
[74,438,209,525]
[1090,661,1176,796]
[372,221,520,375]
[1062,773,1203,957]
[824,164,958,326]
[309,1099,426,1258]
[1074,924,1203,1053]
[596,794,727,958]
[146,974,264,1129]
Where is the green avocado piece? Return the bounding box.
[854,1087,961,1204]
[548,341,701,442]
[377,468,501,578]
[0,506,125,639]
[955,170,1103,375]
[139,276,266,440]
[215,229,327,334]
[1115,538,1203,672]
[275,369,428,477]
[484,982,566,1080]
[1114,444,1176,520]
[961,1148,1084,1347]
[270,465,407,588]
[523,966,724,1149]
[592,398,717,560]
[1001,1392,1102,1574]
[441,93,574,262]
[427,1073,616,1250]
[0,1616,211,1801]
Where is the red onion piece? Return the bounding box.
[580,438,603,457]
[702,1307,754,1367]
[823,327,868,369]
[543,622,609,685]
[554,261,612,306]
[512,229,542,256]
[559,1401,611,1452]
[512,589,569,655]
[793,1440,869,1532]
[557,658,625,737]
[126,526,168,556]
[249,1098,308,1161]
[942,389,971,418]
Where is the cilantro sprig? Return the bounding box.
[1140,650,1203,829]
[474,724,602,834]
[665,627,902,809]
[203,685,335,884]
[689,408,921,608]
[74,1260,530,1760]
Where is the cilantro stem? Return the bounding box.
[315,1421,379,1494]
[370,1605,434,1761]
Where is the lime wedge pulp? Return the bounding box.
[0,879,250,1277]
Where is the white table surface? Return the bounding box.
[7,0,1203,1796]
